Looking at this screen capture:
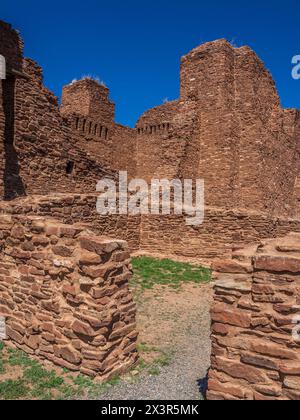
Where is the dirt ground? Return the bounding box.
[99,281,213,400]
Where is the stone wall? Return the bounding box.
[1,20,300,216]
[3,196,300,262]
[61,79,137,179]
[208,233,300,400]
[0,194,141,252]
[0,214,138,378]
[136,40,300,217]
[0,21,117,201]
[140,208,300,261]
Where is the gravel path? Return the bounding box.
[99,283,212,401]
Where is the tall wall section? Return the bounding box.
[0,21,116,201]
[137,40,300,217]
[61,79,137,179]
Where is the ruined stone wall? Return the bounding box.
[0,194,141,252]
[208,233,300,400]
[0,214,138,378]
[4,195,300,262]
[0,79,4,191]
[140,208,300,261]
[61,79,137,179]
[0,21,116,201]
[137,40,300,217]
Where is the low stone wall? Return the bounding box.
[208,233,300,400]
[0,194,141,252]
[3,196,300,263]
[0,215,138,378]
[140,208,300,261]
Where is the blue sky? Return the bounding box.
[1,0,299,127]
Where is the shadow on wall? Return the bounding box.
[2,75,26,200]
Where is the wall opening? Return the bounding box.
[66,160,75,175]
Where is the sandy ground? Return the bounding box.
[99,282,213,400]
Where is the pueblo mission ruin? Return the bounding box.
[1,20,300,400]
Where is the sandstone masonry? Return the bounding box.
[1,20,300,392]
[208,233,300,400]
[0,215,138,377]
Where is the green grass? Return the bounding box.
[0,346,122,400]
[131,256,211,291]
[132,344,174,379]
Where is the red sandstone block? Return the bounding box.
[24,335,40,350]
[112,251,130,263]
[72,319,96,338]
[78,250,102,265]
[214,356,271,384]
[60,226,82,238]
[10,321,27,335]
[241,353,280,371]
[42,353,79,371]
[57,345,82,365]
[11,226,25,240]
[211,304,251,328]
[10,249,31,260]
[80,236,121,255]
[77,312,111,329]
[81,265,107,279]
[254,255,300,273]
[52,245,73,258]
[45,225,60,237]
[109,323,136,341]
[280,362,300,375]
[208,378,248,399]
[80,367,97,377]
[254,384,282,397]
[81,359,103,372]
[62,283,78,297]
[81,348,108,362]
[206,391,237,400]
[32,236,49,246]
[21,242,35,252]
[6,326,24,344]
[283,389,300,400]
[212,259,253,274]
[283,376,300,390]
[249,340,298,360]
[90,335,107,347]
[212,323,229,336]
[273,304,300,315]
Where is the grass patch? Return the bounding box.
[0,379,30,400]
[132,345,174,380]
[0,346,122,400]
[131,256,211,291]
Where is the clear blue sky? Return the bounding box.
[1,0,299,127]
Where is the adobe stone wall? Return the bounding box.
[208,233,300,400]
[0,214,138,378]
